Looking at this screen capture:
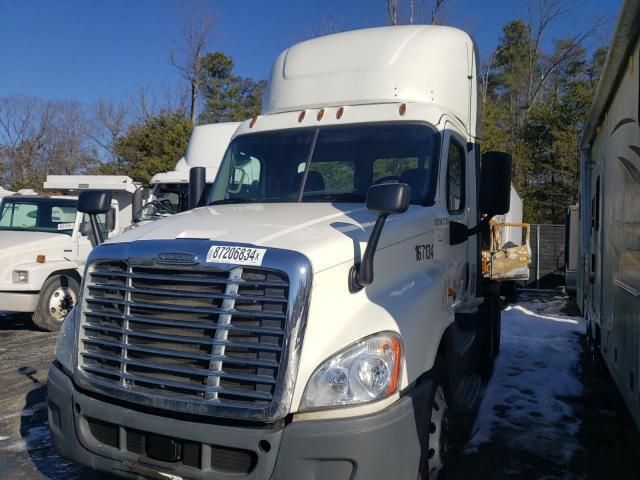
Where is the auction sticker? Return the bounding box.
[206,245,266,266]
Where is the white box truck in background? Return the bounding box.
[136,122,240,222]
[50,26,514,479]
[0,176,137,331]
[482,185,531,284]
[580,0,640,430]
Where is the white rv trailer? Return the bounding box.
[579,0,640,429]
[50,26,514,479]
[138,122,240,221]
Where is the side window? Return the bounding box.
[80,213,107,237]
[447,139,466,213]
[229,156,261,196]
[51,205,76,231]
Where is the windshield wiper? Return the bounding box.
[210,197,254,205]
[301,192,367,203]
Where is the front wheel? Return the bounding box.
[32,275,79,332]
[418,365,450,479]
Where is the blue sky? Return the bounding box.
[0,0,621,104]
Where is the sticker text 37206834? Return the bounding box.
[206,245,267,266]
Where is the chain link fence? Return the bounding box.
[525,224,566,289]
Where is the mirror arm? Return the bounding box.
[349,213,388,293]
[88,214,105,246]
[466,213,495,237]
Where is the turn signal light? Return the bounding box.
[36,255,46,263]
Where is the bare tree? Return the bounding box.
[387,0,400,25]
[430,0,446,24]
[169,6,215,125]
[90,99,129,161]
[386,0,448,25]
[0,96,94,189]
[521,0,604,116]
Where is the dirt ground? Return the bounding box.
[0,292,639,480]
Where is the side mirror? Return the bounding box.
[132,187,144,220]
[366,183,411,215]
[450,221,468,246]
[479,151,512,216]
[78,190,112,246]
[189,167,206,210]
[349,183,411,292]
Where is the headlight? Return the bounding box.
[55,306,78,372]
[300,332,403,411]
[12,270,29,283]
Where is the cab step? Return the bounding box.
[454,374,482,412]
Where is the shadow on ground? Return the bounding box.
[0,313,37,331]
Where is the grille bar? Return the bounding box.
[86,297,287,320]
[81,365,274,401]
[82,338,279,368]
[81,351,277,384]
[84,311,284,335]
[90,270,288,288]
[82,324,282,352]
[89,284,288,304]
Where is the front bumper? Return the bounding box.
[48,363,433,480]
[0,290,39,312]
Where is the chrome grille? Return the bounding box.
[79,261,290,408]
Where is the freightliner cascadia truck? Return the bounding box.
[49,25,512,479]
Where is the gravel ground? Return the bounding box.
[0,292,639,480]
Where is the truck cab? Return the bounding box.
[0,176,137,331]
[136,122,240,222]
[50,26,511,479]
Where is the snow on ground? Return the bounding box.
[467,293,584,464]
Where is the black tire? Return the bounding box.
[418,360,450,480]
[32,275,79,332]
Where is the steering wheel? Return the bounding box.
[374,175,401,185]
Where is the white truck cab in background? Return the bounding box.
[51,26,513,479]
[0,176,137,331]
[136,122,240,222]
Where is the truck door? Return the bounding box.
[443,129,469,305]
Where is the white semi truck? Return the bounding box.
[0,176,138,331]
[49,26,513,479]
[579,0,640,430]
[136,122,240,222]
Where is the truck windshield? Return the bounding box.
[208,123,439,205]
[0,197,78,235]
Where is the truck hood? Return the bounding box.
[0,230,73,285]
[110,203,416,273]
[0,230,70,253]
